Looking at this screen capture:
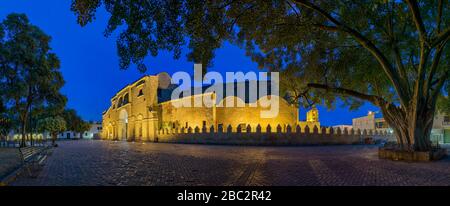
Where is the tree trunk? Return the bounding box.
[20,118,27,148]
[19,98,32,148]
[380,98,436,152]
[51,132,57,146]
[29,107,33,146]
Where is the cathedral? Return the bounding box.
[102,75,320,141]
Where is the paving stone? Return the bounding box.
[10,140,450,186]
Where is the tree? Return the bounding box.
[28,102,67,145]
[37,116,66,146]
[75,121,91,139]
[72,0,449,151]
[0,100,12,142]
[0,13,66,147]
[437,84,450,115]
[62,109,90,139]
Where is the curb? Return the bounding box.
[0,163,24,186]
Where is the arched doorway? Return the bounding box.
[107,123,113,139]
[119,109,128,141]
[136,114,143,141]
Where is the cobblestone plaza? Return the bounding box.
[10,140,450,186]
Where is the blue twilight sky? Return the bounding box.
[0,0,379,126]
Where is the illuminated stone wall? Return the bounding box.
[102,75,159,141]
[157,94,299,133]
[156,124,396,145]
[297,121,320,131]
[215,96,298,132]
[102,75,324,142]
[158,93,216,131]
[352,112,376,131]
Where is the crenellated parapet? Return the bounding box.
[155,124,395,146]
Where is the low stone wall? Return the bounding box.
[379,147,447,161]
[156,125,395,146]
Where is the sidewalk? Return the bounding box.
[10,140,450,186]
[0,148,21,183]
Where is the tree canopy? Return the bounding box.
[37,116,66,145]
[62,109,91,137]
[71,0,448,105]
[37,116,67,134]
[72,0,449,151]
[0,13,66,146]
[0,100,11,138]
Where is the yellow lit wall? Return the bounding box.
[215,96,299,132]
[102,75,322,140]
[158,93,216,130]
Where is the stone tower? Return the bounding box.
[306,106,319,123]
[101,75,160,141]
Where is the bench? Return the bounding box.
[19,146,50,176]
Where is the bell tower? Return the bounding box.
[306,106,319,123]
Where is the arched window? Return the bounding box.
[138,89,143,97]
[118,97,123,107]
[123,93,129,104]
[112,99,116,109]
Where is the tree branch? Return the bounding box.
[431,70,449,101]
[293,0,409,107]
[313,24,338,32]
[387,6,410,95]
[406,0,429,117]
[393,45,409,91]
[286,0,301,19]
[436,0,444,33]
[425,45,444,97]
[227,2,256,33]
[307,83,386,106]
[214,0,238,10]
[432,27,450,48]
[414,42,429,104]
[405,0,428,46]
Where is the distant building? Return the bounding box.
[352,111,450,144]
[58,122,102,139]
[58,131,76,139]
[430,112,450,144]
[83,123,103,139]
[332,125,353,131]
[352,111,392,134]
[298,106,320,130]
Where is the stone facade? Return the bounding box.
[352,111,450,144]
[102,75,310,141]
[215,96,299,132]
[430,112,450,144]
[102,76,160,141]
[352,111,391,134]
[156,124,395,146]
[298,106,320,130]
